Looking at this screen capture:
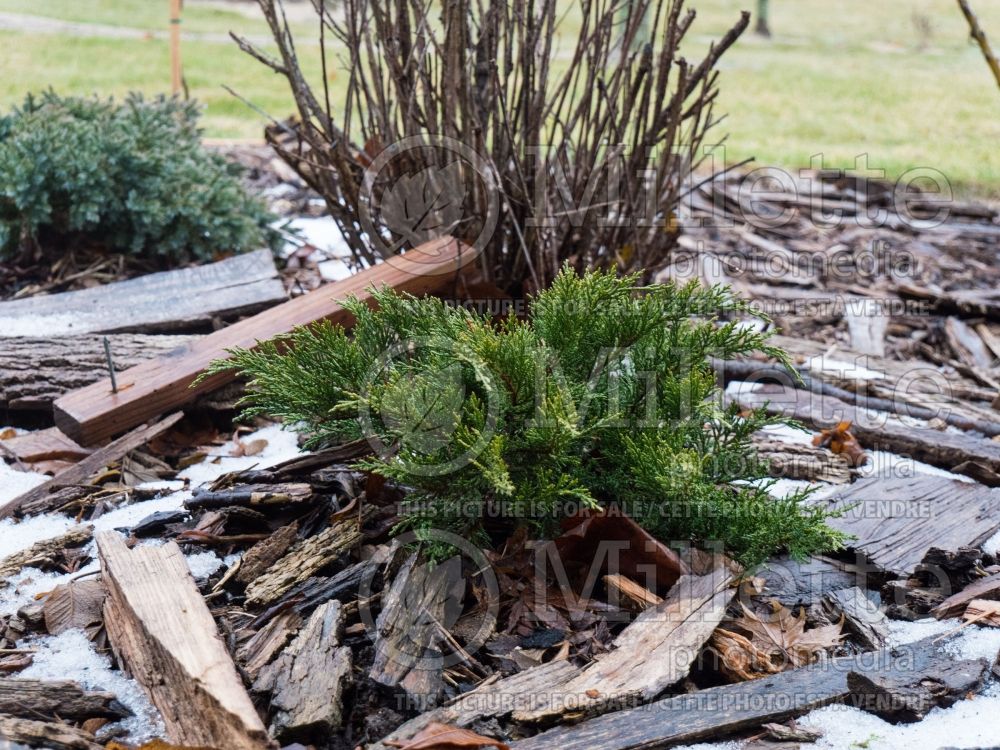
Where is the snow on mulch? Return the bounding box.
[19,629,166,743]
[0,423,305,742]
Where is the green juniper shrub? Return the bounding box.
[0,91,280,264]
[208,268,846,567]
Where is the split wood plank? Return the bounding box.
[53,236,474,445]
[730,382,1000,476]
[0,427,90,463]
[253,600,352,741]
[754,555,860,607]
[96,531,271,750]
[810,475,1000,577]
[932,571,1000,619]
[0,677,127,722]
[514,561,736,723]
[510,635,982,750]
[244,507,369,608]
[0,249,283,338]
[0,334,196,410]
[0,717,104,750]
[0,412,183,520]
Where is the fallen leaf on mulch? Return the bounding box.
[385,722,510,750]
[714,600,843,678]
[43,579,105,638]
[812,420,867,467]
[107,740,220,750]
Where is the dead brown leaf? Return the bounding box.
[230,438,268,458]
[385,722,509,750]
[106,741,220,750]
[720,600,843,674]
[812,420,867,467]
[43,580,105,638]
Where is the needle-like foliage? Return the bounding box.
[209,269,845,566]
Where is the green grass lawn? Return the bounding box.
[0,0,998,195]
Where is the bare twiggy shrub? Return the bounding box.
[234,0,749,293]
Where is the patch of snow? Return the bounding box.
[857,450,974,483]
[0,513,75,561]
[19,629,165,743]
[0,460,48,508]
[797,679,1000,750]
[757,423,814,446]
[177,423,303,486]
[185,550,225,580]
[982,527,1000,557]
[0,561,99,617]
[281,216,351,258]
[943,622,1000,662]
[887,617,956,647]
[804,354,886,382]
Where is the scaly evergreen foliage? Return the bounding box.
[0,92,280,263]
[209,269,845,566]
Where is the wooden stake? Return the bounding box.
[169,0,183,95]
[958,0,1000,91]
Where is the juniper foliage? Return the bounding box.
[0,92,280,263]
[211,269,845,566]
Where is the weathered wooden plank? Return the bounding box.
[812,475,1000,576]
[0,717,104,750]
[96,531,271,750]
[0,412,183,519]
[0,249,284,337]
[53,236,474,445]
[0,334,196,410]
[514,562,736,723]
[0,677,127,722]
[511,635,983,750]
[730,382,1000,476]
[253,600,352,741]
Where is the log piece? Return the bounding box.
[96,531,271,750]
[372,660,578,750]
[253,600,352,741]
[0,525,92,581]
[0,717,104,750]
[0,334,195,411]
[0,677,127,722]
[510,635,985,750]
[53,236,474,445]
[0,248,283,338]
[0,412,184,519]
[730,382,1000,475]
[847,655,988,722]
[0,428,90,463]
[186,483,313,511]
